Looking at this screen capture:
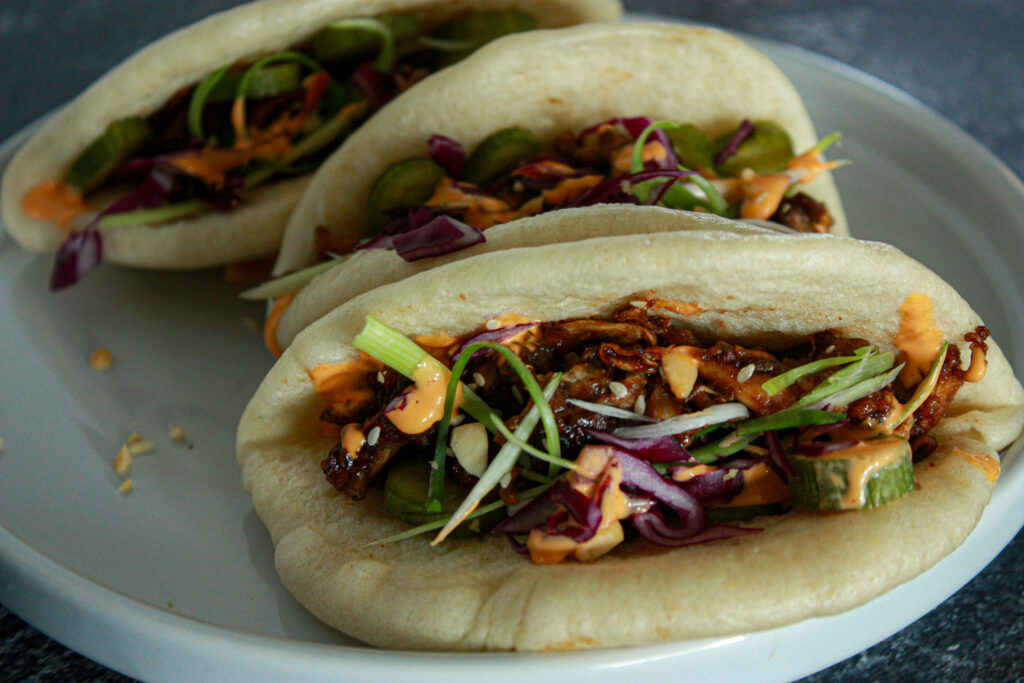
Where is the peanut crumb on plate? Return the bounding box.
[113,445,132,475]
[89,348,114,371]
[118,479,133,494]
[168,425,186,440]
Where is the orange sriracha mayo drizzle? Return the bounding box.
[894,293,945,386]
[386,359,462,435]
[953,447,1000,483]
[738,147,841,221]
[526,446,632,565]
[308,354,383,416]
[722,463,790,507]
[964,344,988,383]
[611,140,670,174]
[262,293,297,358]
[425,178,517,230]
[21,181,90,232]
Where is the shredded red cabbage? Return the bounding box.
[427,134,465,178]
[676,467,745,506]
[391,215,484,262]
[585,429,693,463]
[565,169,698,208]
[610,447,704,532]
[713,119,754,166]
[766,430,795,476]
[493,488,558,535]
[633,508,762,547]
[50,226,102,290]
[353,61,391,110]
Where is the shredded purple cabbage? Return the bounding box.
[50,226,103,290]
[391,215,484,262]
[585,429,693,463]
[353,62,391,110]
[566,169,698,208]
[634,509,762,547]
[427,134,465,178]
[451,322,537,362]
[713,118,754,166]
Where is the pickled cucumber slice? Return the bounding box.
[462,127,541,186]
[788,438,914,511]
[205,63,301,103]
[433,9,536,66]
[384,455,499,536]
[312,13,420,63]
[665,123,714,172]
[713,121,794,177]
[66,117,152,194]
[366,157,448,231]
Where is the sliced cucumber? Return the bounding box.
[788,438,914,511]
[665,123,714,172]
[312,13,420,63]
[205,63,301,102]
[713,121,794,177]
[384,454,499,537]
[462,127,541,186]
[432,9,536,66]
[366,157,448,231]
[67,117,152,194]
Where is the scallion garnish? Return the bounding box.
[188,64,230,142]
[432,373,563,544]
[892,342,948,427]
[352,315,492,422]
[734,409,845,436]
[791,349,895,410]
[802,363,905,411]
[761,352,867,396]
[489,414,576,470]
[418,35,475,52]
[326,18,396,71]
[96,200,207,228]
[239,256,349,300]
[367,483,552,546]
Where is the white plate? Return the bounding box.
[2,35,1024,683]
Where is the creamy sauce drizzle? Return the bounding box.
[386,360,459,435]
[894,293,944,386]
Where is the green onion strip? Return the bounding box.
[327,18,396,71]
[427,341,562,512]
[366,483,552,546]
[188,64,231,142]
[432,372,564,545]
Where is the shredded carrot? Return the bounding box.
[263,293,297,357]
[22,181,90,232]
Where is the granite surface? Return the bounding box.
[2,0,1023,680]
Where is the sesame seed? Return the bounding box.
[367,426,381,447]
[89,348,114,371]
[825,345,836,355]
[634,395,647,416]
[473,372,486,387]
[450,414,465,427]
[485,318,501,330]
[609,381,628,398]
[377,371,386,383]
[737,363,756,383]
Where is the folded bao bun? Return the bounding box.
[0,0,620,269]
[237,207,1023,651]
[268,20,847,348]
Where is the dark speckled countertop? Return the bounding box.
[2,1,1023,680]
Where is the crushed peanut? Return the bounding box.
[89,348,114,371]
[118,479,133,494]
[168,425,186,440]
[128,439,154,455]
[113,445,132,475]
